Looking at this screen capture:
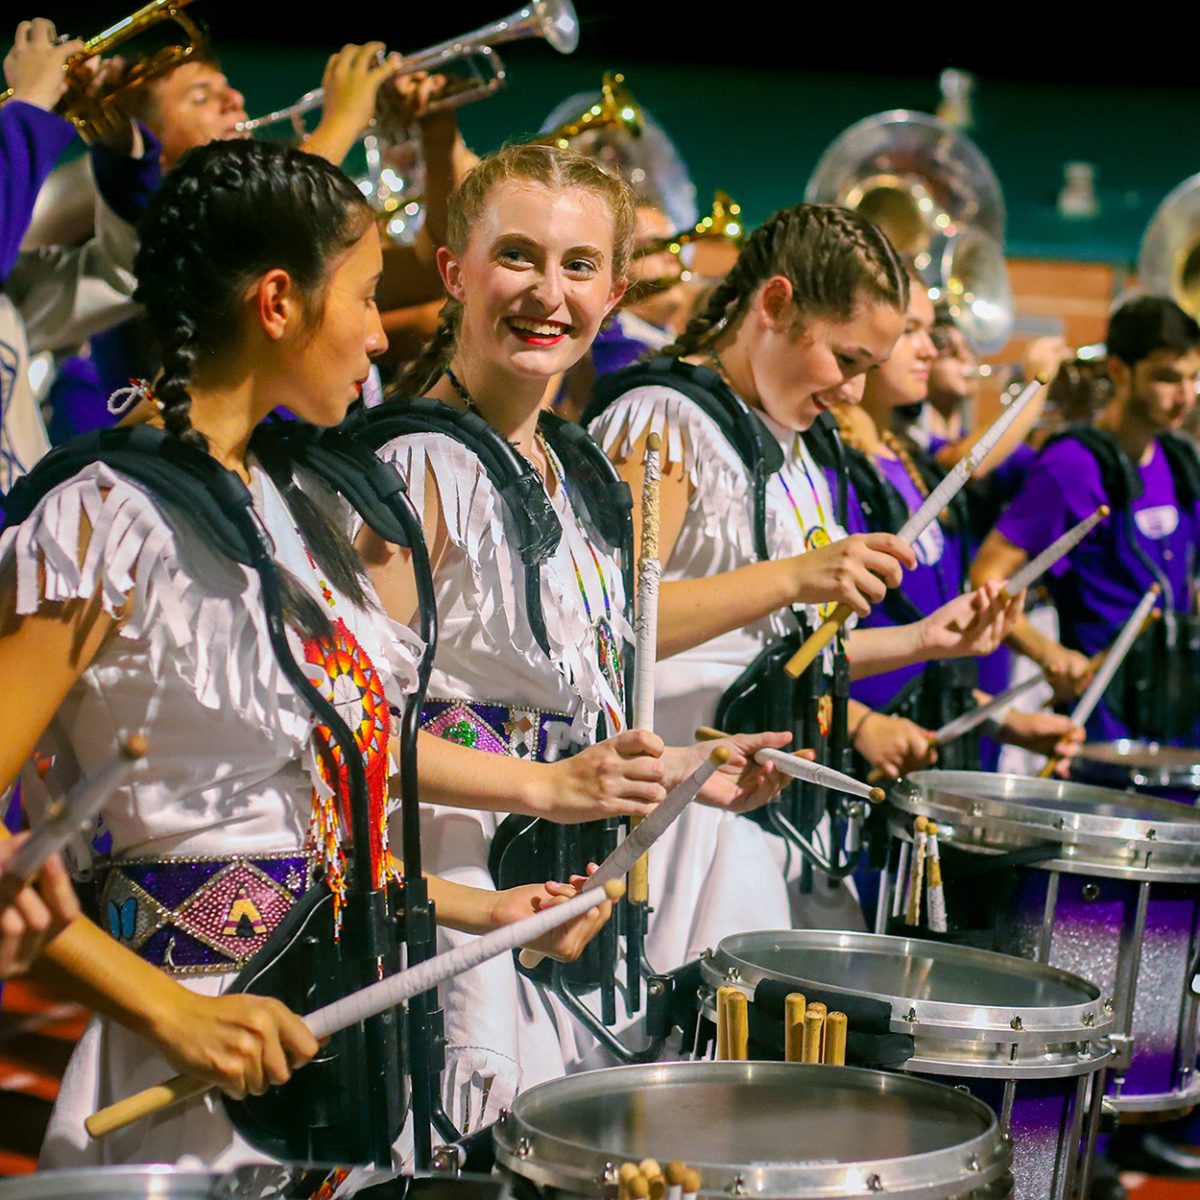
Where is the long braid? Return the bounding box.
[394,299,461,399]
[134,138,376,638]
[880,430,930,499]
[663,204,909,362]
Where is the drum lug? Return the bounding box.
[516,1135,532,1158]
[600,1161,620,1193]
[1109,1032,1135,1072]
[431,1145,464,1176]
[1009,1016,1023,1031]
[904,1006,918,1023]
[866,1173,884,1191]
[730,1173,749,1196]
[1083,1011,1096,1027]
[967,1154,980,1172]
[724,967,742,982]
[1103,997,1115,1016]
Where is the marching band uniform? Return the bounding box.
[12,460,420,1169]
[590,379,863,973]
[371,425,632,1133]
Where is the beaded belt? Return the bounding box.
[421,698,576,764]
[98,851,315,976]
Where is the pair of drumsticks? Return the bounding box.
[715,986,847,1065]
[617,1160,701,1200]
[902,816,947,932]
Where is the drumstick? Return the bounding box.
[681,1168,702,1200]
[628,432,663,907]
[932,672,1056,746]
[694,726,885,803]
[1039,584,1161,778]
[0,736,146,901]
[519,747,731,970]
[716,984,737,1060]
[725,988,749,1060]
[86,877,625,1139]
[904,817,928,927]
[824,1011,848,1066]
[785,376,1046,678]
[784,992,807,1062]
[925,822,947,934]
[665,1162,687,1200]
[1002,506,1109,597]
[802,1002,827,1063]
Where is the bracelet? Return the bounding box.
[849,709,882,749]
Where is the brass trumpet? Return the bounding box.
[533,71,644,149]
[237,0,579,137]
[629,191,745,295]
[0,0,204,134]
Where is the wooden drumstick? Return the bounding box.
[925,821,947,934]
[904,817,928,927]
[784,376,1046,679]
[87,878,625,1138]
[1039,584,1161,778]
[824,1011,848,1066]
[1002,506,1109,597]
[665,1162,687,1200]
[725,988,749,1060]
[627,1173,650,1200]
[784,991,807,1063]
[629,431,663,907]
[802,1002,827,1063]
[694,726,885,803]
[716,984,737,1060]
[681,1168,702,1200]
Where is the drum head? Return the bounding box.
[705,931,1104,1039]
[1073,740,1200,791]
[892,771,1200,878]
[495,1061,1008,1199]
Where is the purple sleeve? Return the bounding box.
[995,440,1104,560]
[0,100,77,283]
[90,121,162,225]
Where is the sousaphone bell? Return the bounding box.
[806,109,1014,353]
[1138,172,1200,319]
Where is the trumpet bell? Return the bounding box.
[1138,171,1200,319]
[527,0,580,53]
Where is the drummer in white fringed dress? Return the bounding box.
[353,144,791,1133]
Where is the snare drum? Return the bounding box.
[494,1061,1012,1199]
[1071,740,1200,806]
[698,931,1110,1200]
[883,771,1200,1120]
[0,1167,334,1199]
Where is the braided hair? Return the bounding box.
[134,138,375,637]
[661,204,908,360]
[397,143,637,398]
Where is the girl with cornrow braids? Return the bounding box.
[588,203,1023,969]
[0,138,616,1171]
[835,275,1083,771]
[352,143,792,1133]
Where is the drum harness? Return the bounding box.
[2,421,447,1168]
[1041,423,1200,742]
[588,358,866,892]
[344,400,677,1067]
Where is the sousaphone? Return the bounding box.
[806,110,1014,353]
[1138,172,1200,318]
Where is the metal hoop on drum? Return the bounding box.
[882,770,1200,1127]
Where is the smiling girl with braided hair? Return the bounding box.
[587,202,1022,967]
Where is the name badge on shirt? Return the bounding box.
[1134,504,1180,540]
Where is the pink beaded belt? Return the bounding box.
[420,698,577,763]
[98,850,315,976]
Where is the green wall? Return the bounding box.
[209,45,1200,267]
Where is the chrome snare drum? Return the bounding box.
[698,931,1110,1200]
[884,771,1200,1120]
[1071,740,1200,806]
[494,1061,1011,1199]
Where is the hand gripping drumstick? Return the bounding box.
[1001,506,1109,597]
[86,877,625,1139]
[694,726,885,803]
[518,746,731,970]
[628,432,663,907]
[784,376,1047,679]
[0,736,146,904]
[1038,583,1161,778]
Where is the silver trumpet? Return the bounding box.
[237,0,579,136]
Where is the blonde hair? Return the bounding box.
[397,143,636,396]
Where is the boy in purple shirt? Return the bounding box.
[974,296,1200,744]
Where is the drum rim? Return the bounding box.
[701,929,1112,1042]
[0,1167,220,1198]
[1074,740,1200,788]
[494,1061,1010,1197]
[894,770,1200,861]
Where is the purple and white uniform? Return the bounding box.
[996,436,1200,741]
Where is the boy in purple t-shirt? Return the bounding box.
[974,296,1200,744]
